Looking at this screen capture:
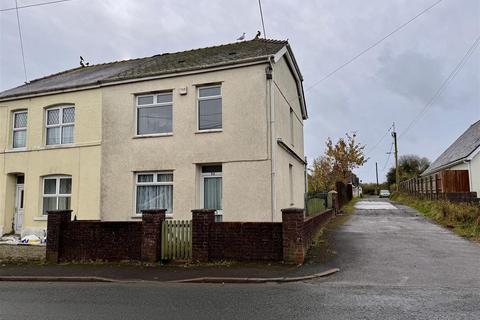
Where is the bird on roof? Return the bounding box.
[236,32,246,41]
[80,56,85,67]
[254,31,261,39]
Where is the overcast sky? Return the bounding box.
[1,0,479,182]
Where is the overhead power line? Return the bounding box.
[304,0,446,93]
[366,124,394,155]
[0,0,75,12]
[14,0,28,83]
[400,34,480,137]
[382,142,394,171]
[258,0,267,39]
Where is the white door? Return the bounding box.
[14,185,24,234]
[200,166,223,221]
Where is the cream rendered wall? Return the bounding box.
[449,163,468,170]
[273,57,306,221]
[101,64,272,222]
[0,90,102,236]
[467,154,480,195]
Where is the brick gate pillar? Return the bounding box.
[191,209,215,262]
[282,207,305,264]
[46,210,72,263]
[141,209,166,262]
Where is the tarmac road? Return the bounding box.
[0,198,479,320]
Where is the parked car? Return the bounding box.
[379,190,391,198]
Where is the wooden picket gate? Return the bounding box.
[161,220,192,260]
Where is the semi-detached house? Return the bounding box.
[0,38,308,237]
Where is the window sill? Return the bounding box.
[34,216,48,221]
[195,129,222,134]
[4,147,27,153]
[133,133,173,139]
[131,213,174,219]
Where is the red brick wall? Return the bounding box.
[208,222,283,261]
[303,209,334,251]
[60,221,143,261]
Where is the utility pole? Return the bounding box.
[375,162,379,195]
[392,122,399,191]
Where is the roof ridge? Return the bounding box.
[151,38,288,58]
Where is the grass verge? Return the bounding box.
[391,192,480,241]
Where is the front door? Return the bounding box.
[201,165,223,221]
[14,185,24,234]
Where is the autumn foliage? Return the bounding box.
[308,134,367,192]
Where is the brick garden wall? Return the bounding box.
[47,209,166,263]
[60,221,143,261]
[47,205,336,264]
[208,222,283,261]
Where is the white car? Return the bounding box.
[379,190,391,198]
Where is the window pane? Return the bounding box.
[46,127,61,145]
[136,185,173,213]
[44,179,56,194]
[157,93,173,103]
[59,178,72,194]
[199,86,221,97]
[199,98,222,130]
[43,197,57,214]
[158,173,173,182]
[137,174,154,183]
[14,112,27,128]
[204,177,222,210]
[62,107,75,123]
[137,105,172,134]
[47,109,60,125]
[58,196,71,210]
[13,130,26,148]
[62,125,74,144]
[138,96,154,105]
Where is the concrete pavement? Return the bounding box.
[0,197,479,319]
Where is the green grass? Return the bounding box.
[391,192,480,241]
[342,197,362,214]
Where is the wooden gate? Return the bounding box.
[161,220,192,260]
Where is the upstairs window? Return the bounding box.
[198,85,222,131]
[42,176,72,215]
[12,111,28,148]
[136,92,173,135]
[46,105,75,145]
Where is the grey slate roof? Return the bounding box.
[422,120,480,175]
[0,39,287,100]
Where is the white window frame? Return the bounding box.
[45,105,75,146]
[200,166,223,221]
[12,110,28,149]
[134,171,174,216]
[135,92,173,137]
[197,84,222,132]
[42,175,72,215]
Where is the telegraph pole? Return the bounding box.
[392,122,399,191]
[375,162,379,194]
